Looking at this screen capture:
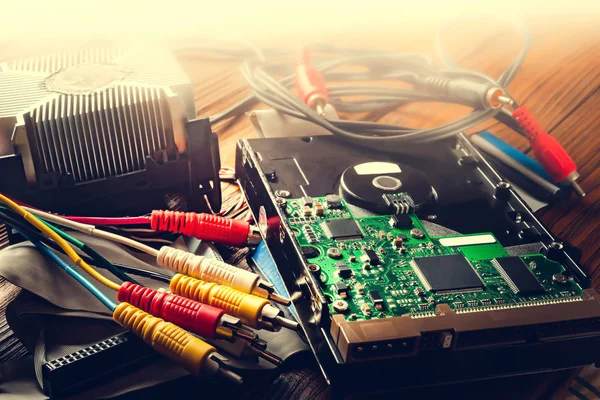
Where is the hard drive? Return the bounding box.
[236,133,600,396]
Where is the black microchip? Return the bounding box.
[302,196,313,207]
[369,290,385,310]
[390,213,413,228]
[335,281,349,296]
[492,257,545,295]
[301,246,320,259]
[336,262,352,278]
[412,254,484,293]
[322,218,362,240]
[361,249,380,265]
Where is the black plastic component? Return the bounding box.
[322,218,362,240]
[493,256,545,295]
[336,262,352,278]
[487,156,563,203]
[390,213,413,228]
[412,254,485,293]
[301,246,320,259]
[42,332,156,399]
[0,118,221,216]
[362,249,380,266]
[335,281,349,296]
[369,290,385,310]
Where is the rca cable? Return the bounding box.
[0,193,299,382]
[188,25,585,197]
[15,205,291,307]
[289,48,585,197]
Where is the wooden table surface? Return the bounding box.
[1,16,599,399]
[177,17,600,399]
[181,18,600,279]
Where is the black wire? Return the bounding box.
[0,212,172,284]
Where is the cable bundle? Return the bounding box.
[208,26,530,146]
[0,193,296,383]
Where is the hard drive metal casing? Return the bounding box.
[236,134,600,395]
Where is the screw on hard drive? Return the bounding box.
[308,264,321,276]
[275,190,291,198]
[275,197,287,208]
[507,211,523,224]
[552,273,568,284]
[495,181,511,201]
[264,168,277,181]
[333,300,349,313]
[545,241,566,262]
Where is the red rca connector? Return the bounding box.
[295,47,328,115]
[150,210,261,247]
[118,282,224,339]
[512,106,585,197]
[118,282,282,365]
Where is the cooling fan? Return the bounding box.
[0,46,220,215]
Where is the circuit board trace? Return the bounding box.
[285,196,583,321]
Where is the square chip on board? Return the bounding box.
[411,254,485,294]
[322,218,363,240]
[492,256,545,295]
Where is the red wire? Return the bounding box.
[64,216,150,225]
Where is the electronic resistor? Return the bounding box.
[302,205,312,216]
[313,202,324,216]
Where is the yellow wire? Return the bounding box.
[0,194,121,291]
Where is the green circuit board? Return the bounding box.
[285,196,583,321]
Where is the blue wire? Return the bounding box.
[478,130,552,180]
[17,229,117,312]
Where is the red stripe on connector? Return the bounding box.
[512,106,578,183]
[512,106,545,140]
[150,210,250,247]
[118,282,224,339]
[295,47,328,107]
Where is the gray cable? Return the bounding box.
[201,22,530,147]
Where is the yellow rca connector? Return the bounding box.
[157,246,290,306]
[113,302,242,384]
[170,274,298,332]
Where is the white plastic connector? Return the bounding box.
[157,246,268,298]
[441,332,453,348]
